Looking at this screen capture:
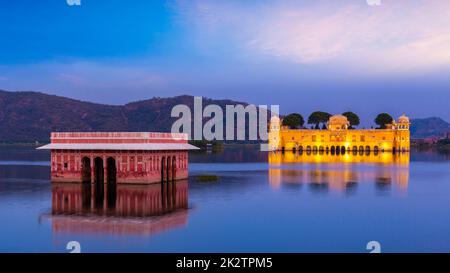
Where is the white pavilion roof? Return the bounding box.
[36,143,200,151]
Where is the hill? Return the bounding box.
[0,90,248,143]
[410,117,450,139]
[0,90,448,142]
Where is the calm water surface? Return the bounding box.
[1,145,450,253]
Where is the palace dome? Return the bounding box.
[398,114,410,123]
[270,115,281,124]
[328,114,349,125]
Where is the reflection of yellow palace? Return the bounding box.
[268,114,411,153]
[268,152,410,191]
[268,165,410,191]
[268,152,410,190]
[268,150,410,165]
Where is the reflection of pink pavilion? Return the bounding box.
[37,132,199,184]
[51,182,188,217]
[49,181,189,236]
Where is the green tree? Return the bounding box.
[375,113,394,129]
[342,111,360,129]
[308,111,331,128]
[322,112,332,124]
[282,113,304,128]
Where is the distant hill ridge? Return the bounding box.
[410,117,450,139]
[0,90,448,142]
[0,90,249,143]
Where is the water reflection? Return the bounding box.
[4,145,450,252]
[49,180,188,236]
[268,152,410,193]
[269,150,410,165]
[269,167,409,192]
[190,145,267,163]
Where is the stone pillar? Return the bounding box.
[90,154,94,184]
[167,157,171,182]
[103,154,107,185]
[173,155,177,181]
[162,157,166,182]
[90,184,95,210]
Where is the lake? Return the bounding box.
[0,145,450,253]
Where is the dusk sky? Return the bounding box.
[1,0,450,124]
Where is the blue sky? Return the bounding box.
[1,0,450,123]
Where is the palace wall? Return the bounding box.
[270,129,410,152]
[50,150,189,184]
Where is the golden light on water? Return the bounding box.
[268,152,410,192]
[268,151,410,165]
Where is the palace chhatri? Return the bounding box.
[268,114,410,153]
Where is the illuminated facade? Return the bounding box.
[268,114,410,153]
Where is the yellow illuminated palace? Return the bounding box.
[268,114,410,153]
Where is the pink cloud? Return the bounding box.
[173,0,450,74]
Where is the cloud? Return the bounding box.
[172,0,450,74]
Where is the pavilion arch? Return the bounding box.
[94,157,104,186]
[330,146,336,154]
[374,146,379,153]
[358,146,364,156]
[341,146,346,154]
[106,157,117,186]
[106,157,117,208]
[93,157,104,208]
[81,156,91,184]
